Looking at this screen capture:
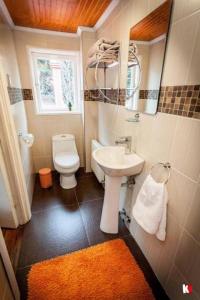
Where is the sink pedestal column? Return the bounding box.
[100,175,122,234]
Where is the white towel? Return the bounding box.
[132,174,168,241]
[87,50,118,67]
[88,39,120,57]
[87,56,117,67]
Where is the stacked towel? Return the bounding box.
[87,38,120,67]
[132,174,168,241]
[87,53,118,66]
[88,39,120,56]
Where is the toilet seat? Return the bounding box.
[54,152,79,169]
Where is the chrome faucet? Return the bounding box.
[115,136,132,154]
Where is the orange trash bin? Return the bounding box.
[39,168,52,188]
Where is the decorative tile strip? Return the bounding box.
[119,89,126,106]
[158,85,200,119]
[84,89,126,106]
[84,85,200,120]
[84,89,98,101]
[139,90,159,100]
[8,87,33,104]
[22,88,33,100]
[7,87,23,105]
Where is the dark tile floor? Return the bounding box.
[16,169,169,300]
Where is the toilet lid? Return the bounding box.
[54,152,79,168]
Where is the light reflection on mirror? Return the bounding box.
[126,0,172,115]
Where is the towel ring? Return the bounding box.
[150,162,171,184]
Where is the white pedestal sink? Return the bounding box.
[92,146,144,234]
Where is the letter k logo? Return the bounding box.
[182,284,192,294]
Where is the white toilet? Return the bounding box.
[52,134,80,189]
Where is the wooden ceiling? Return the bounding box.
[130,0,172,41]
[4,0,112,33]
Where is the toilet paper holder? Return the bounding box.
[18,131,34,147]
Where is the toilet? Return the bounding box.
[52,134,80,189]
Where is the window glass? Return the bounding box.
[37,59,55,106]
[30,49,80,114]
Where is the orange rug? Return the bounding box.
[28,239,155,300]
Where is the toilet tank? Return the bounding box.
[52,134,78,157]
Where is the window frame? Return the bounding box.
[28,47,81,115]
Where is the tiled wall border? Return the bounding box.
[8,86,200,119]
[84,89,126,106]
[140,89,159,100]
[8,87,33,105]
[22,89,33,100]
[158,85,200,119]
[84,85,200,119]
[7,87,23,105]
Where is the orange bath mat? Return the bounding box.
[28,239,154,300]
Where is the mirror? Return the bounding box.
[126,0,172,114]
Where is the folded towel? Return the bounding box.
[88,39,120,57]
[132,174,168,241]
[87,55,117,67]
[87,49,118,67]
[90,49,118,56]
[91,52,118,60]
[99,42,120,51]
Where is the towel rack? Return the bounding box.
[150,162,171,184]
[85,42,121,103]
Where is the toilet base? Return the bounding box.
[60,174,77,189]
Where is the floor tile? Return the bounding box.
[76,176,104,203]
[123,235,169,300]
[16,266,31,300]
[31,175,77,212]
[17,170,168,300]
[18,204,89,268]
[80,199,129,246]
[3,226,24,271]
[17,236,169,300]
[76,167,94,180]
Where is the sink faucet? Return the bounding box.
[115,136,132,154]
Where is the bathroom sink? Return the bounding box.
[92,146,144,177]
[92,146,144,234]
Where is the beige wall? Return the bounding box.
[0,23,34,204]
[135,44,150,90]
[13,30,84,171]
[147,39,165,90]
[130,39,165,91]
[25,102,84,171]
[0,25,20,87]
[13,30,80,89]
[96,0,200,299]
[162,0,200,86]
[80,30,98,172]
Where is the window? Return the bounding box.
[29,48,80,114]
[126,55,141,110]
